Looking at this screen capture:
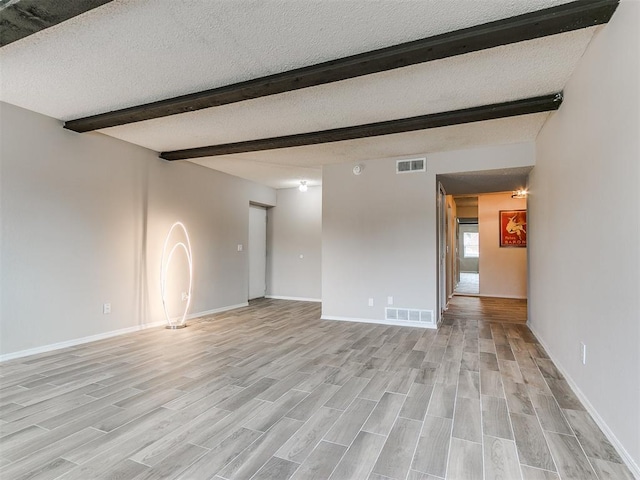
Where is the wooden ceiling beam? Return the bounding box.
[0,0,113,47]
[64,0,617,133]
[159,93,563,160]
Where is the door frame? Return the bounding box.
[248,204,267,300]
[436,182,448,324]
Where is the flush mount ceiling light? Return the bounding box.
[512,189,528,199]
[160,222,193,329]
[299,181,308,192]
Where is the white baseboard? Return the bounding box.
[265,295,322,303]
[528,323,640,479]
[321,315,436,330]
[0,320,165,363]
[186,302,249,320]
[0,303,249,363]
[455,293,527,300]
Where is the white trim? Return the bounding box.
[479,294,527,299]
[528,323,640,479]
[454,293,527,300]
[265,295,322,303]
[0,303,249,363]
[186,302,249,320]
[0,320,166,362]
[321,315,436,330]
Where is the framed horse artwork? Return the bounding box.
[499,210,527,247]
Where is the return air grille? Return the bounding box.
[386,307,434,326]
[396,158,426,174]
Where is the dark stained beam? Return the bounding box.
[0,0,113,47]
[64,0,617,133]
[160,93,563,160]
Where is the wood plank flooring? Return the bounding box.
[454,273,479,295]
[0,298,634,480]
[447,296,528,324]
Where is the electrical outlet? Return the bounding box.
[181,292,189,301]
[237,244,243,252]
[581,342,587,365]
[387,296,393,305]
[103,303,111,315]
[368,298,374,307]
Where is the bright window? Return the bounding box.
[463,232,479,258]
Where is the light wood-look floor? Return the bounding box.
[447,295,528,324]
[0,298,633,480]
[453,273,479,295]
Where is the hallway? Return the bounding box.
[0,298,633,479]
[446,295,527,323]
[453,272,479,295]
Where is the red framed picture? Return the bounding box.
[499,210,527,247]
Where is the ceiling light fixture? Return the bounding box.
[512,189,528,199]
[299,181,308,192]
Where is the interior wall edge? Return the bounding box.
[0,319,165,363]
[0,101,276,355]
[528,322,640,478]
[265,295,321,303]
[320,315,436,330]
[0,302,249,363]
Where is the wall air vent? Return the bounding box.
[386,307,434,328]
[396,158,426,174]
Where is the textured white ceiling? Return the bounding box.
[0,0,593,189]
[97,29,594,152]
[189,113,549,189]
[0,0,575,119]
[442,167,534,195]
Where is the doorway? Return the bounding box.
[437,169,530,306]
[248,205,267,300]
[456,219,479,295]
[437,183,449,322]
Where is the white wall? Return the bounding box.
[0,102,275,357]
[456,205,478,218]
[266,186,322,300]
[322,158,433,320]
[529,0,640,472]
[478,193,527,298]
[322,142,535,322]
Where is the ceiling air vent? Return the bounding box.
[396,158,426,174]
